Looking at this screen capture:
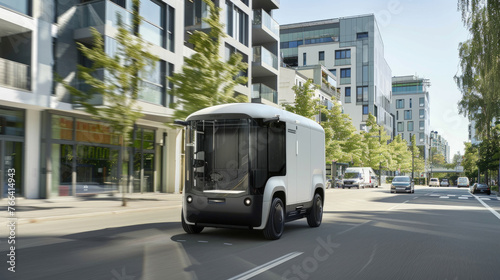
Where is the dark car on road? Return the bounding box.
[390,176,414,193]
[470,183,491,195]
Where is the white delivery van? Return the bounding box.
[457,177,470,188]
[178,103,326,240]
[342,167,377,189]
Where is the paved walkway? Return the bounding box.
[3,193,183,224]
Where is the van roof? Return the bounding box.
[186,103,324,133]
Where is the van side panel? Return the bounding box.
[310,127,326,194]
[286,123,298,204]
[296,125,312,203]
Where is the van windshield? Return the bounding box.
[344,172,361,179]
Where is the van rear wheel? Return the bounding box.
[263,197,285,240]
[307,193,323,227]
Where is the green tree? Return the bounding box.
[321,99,366,165]
[410,135,425,175]
[169,0,248,121]
[456,0,500,140]
[363,114,391,171]
[388,134,411,173]
[59,0,158,206]
[284,79,321,120]
[463,142,479,179]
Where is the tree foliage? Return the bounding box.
[169,0,248,121]
[283,79,320,120]
[455,0,500,140]
[363,114,391,170]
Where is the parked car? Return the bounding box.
[470,183,491,195]
[457,177,470,188]
[429,178,440,187]
[390,176,414,193]
[440,179,449,187]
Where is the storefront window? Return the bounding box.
[52,115,73,140]
[0,107,25,136]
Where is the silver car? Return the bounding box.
[391,176,415,193]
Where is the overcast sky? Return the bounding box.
[274,0,470,157]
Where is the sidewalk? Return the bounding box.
[3,193,183,224]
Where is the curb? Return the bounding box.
[16,204,182,225]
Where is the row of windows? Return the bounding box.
[397,121,426,132]
[335,49,351,59]
[393,85,424,93]
[398,132,426,142]
[395,109,426,120]
[395,98,426,109]
[280,36,335,49]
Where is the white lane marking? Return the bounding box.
[413,197,419,200]
[388,200,409,211]
[198,240,208,243]
[439,196,449,199]
[224,243,233,246]
[430,194,441,197]
[448,195,456,197]
[480,197,491,201]
[473,194,500,221]
[227,252,303,280]
[461,195,472,197]
[337,220,371,236]
[458,197,469,200]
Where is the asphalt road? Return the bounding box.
[2,186,500,280]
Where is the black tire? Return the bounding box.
[181,210,204,234]
[263,197,285,240]
[307,193,323,227]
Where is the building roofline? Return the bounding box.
[280,14,374,30]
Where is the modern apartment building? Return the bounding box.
[0,0,280,199]
[279,64,338,107]
[280,14,393,136]
[430,130,451,163]
[391,75,431,159]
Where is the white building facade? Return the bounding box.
[0,0,280,198]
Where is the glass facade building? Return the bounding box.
[280,15,393,135]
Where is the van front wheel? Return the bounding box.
[181,210,204,234]
[263,197,285,240]
[307,193,323,227]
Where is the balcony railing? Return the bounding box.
[253,9,279,37]
[253,46,278,70]
[252,83,277,104]
[0,57,31,91]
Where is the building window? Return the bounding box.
[419,132,424,143]
[419,97,425,107]
[356,86,368,102]
[226,1,249,46]
[396,111,399,120]
[357,32,368,39]
[335,49,351,59]
[397,122,404,132]
[396,99,404,109]
[404,110,412,120]
[329,69,336,77]
[419,109,425,119]
[362,105,369,115]
[419,120,424,131]
[345,87,351,103]
[167,6,175,52]
[340,68,351,78]
[409,98,412,108]
[303,53,307,66]
[319,51,325,61]
[407,121,414,131]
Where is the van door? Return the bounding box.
[296,126,311,202]
[286,123,298,204]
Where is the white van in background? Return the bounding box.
[342,167,377,189]
[457,177,470,188]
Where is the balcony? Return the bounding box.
[253,0,280,10]
[252,9,279,44]
[252,46,278,77]
[0,57,30,91]
[75,0,163,47]
[252,83,277,104]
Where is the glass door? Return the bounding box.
[1,141,23,198]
